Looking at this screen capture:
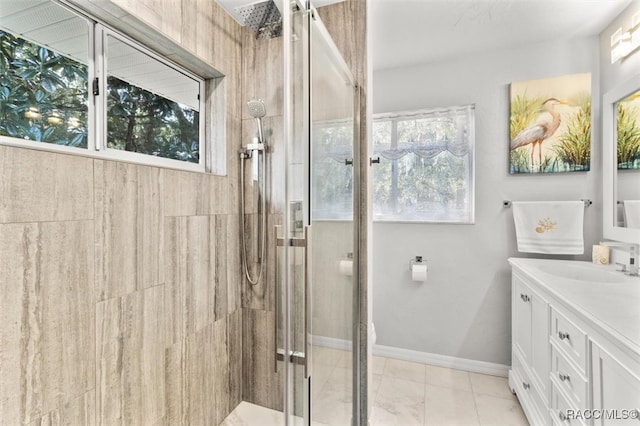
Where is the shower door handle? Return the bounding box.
[303,225,312,379]
[274,225,282,373]
[274,225,311,378]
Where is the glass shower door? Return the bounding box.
[283,2,359,424]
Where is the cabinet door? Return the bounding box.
[513,276,532,362]
[591,342,640,425]
[530,291,549,396]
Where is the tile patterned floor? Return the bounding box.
[222,355,529,426]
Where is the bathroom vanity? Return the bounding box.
[508,258,640,425]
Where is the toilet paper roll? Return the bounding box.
[411,264,428,282]
[592,245,610,265]
[339,260,353,276]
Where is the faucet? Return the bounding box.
[599,241,640,276]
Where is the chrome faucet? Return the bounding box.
[600,241,640,276]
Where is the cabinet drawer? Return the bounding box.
[550,343,588,409]
[512,352,548,425]
[551,383,586,426]
[550,308,587,374]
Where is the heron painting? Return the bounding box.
[509,73,591,174]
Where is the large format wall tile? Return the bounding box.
[163,170,230,217]
[0,221,95,425]
[164,216,216,343]
[0,146,93,224]
[165,311,240,426]
[242,308,283,411]
[96,285,167,425]
[26,390,96,426]
[94,161,163,300]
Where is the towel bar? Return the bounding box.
[503,199,592,208]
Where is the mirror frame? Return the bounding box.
[602,73,640,244]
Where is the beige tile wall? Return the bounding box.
[0,147,243,426]
[0,0,244,425]
[0,0,368,424]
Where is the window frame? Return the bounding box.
[372,105,476,224]
[0,0,208,173]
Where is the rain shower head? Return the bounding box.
[235,0,282,39]
[248,99,266,142]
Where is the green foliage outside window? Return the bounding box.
[0,30,88,147]
[107,76,199,163]
[1,30,200,163]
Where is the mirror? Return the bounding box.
[603,73,640,243]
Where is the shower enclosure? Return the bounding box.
[279,1,362,424]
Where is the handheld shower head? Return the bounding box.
[248,99,266,143]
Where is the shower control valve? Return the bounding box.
[247,142,265,152]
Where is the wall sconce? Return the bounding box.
[611,10,640,64]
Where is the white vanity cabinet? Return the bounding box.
[508,258,640,426]
[591,342,640,426]
[510,270,550,425]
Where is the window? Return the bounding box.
[312,119,354,219]
[0,1,205,171]
[372,105,475,223]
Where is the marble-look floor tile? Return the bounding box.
[313,346,350,367]
[220,401,283,426]
[469,372,516,400]
[424,384,479,426]
[312,367,353,426]
[474,393,528,426]
[382,358,426,383]
[311,362,335,400]
[371,374,383,399]
[220,402,332,426]
[425,364,472,391]
[372,356,387,375]
[373,376,425,426]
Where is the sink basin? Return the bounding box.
[537,262,626,283]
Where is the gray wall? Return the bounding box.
[372,37,603,366]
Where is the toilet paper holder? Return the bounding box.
[409,256,424,270]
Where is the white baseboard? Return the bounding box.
[310,336,510,377]
[373,344,510,377]
[311,335,353,352]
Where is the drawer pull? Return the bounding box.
[558,331,571,341]
[520,293,530,302]
[522,381,530,390]
[558,372,570,382]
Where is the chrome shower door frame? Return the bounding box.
[282,0,362,424]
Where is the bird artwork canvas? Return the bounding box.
[509,73,592,174]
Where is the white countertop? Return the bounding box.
[508,258,640,357]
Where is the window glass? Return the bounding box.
[0,3,89,147]
[373,106,475,223]
[106,34,201,163]
[312,120,354,219]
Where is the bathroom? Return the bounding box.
[0,0,638,425]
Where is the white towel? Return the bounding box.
[622,200,640,229]
[512,201,584,254]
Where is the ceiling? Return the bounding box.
[371,0,633,71]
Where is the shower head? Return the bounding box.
[247,99,267,119]
[234,0,282,39]
[248,99,266,143]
